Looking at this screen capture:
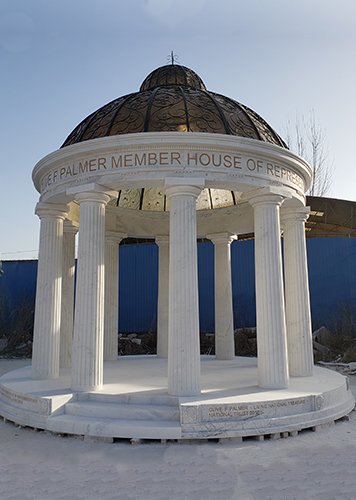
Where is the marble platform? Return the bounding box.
[0,356,354,441]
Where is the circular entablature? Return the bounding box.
[33,133,311,205]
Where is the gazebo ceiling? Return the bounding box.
[108,187,241,212]
[62,63,287,211]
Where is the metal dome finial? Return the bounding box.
[167,50,178,65]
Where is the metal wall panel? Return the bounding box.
[119,243,158,332]
[197,240,257,332]
[0,260,37,310]
[197,242,214,332]
[231,240,256,328]
[307,238,356,330]
[1,237,356,334]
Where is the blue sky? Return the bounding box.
[1,0,356,259]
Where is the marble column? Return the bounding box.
[207,233,236,360]
[71,190,111,392]
[165,180,203,396]
[59,222,78,369]
[282,207,314,376]
[104,232,125,361]
[32,203,68,380]
[156,235,169,358]
[248,192,289,389]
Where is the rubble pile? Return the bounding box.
[313,326,356,363]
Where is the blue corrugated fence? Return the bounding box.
[0,238,355,333]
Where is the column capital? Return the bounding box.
[155,235,170,246]
[75,191,112,205]
[35,202,69,220]
[206,232,237,245]
[106,231,127,244]
[164,178,204,199]
[63,220,79,234]
[67,183,117,204]
[281,206,310,224]
[243,187,292,208]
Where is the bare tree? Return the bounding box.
[284,111,333,196]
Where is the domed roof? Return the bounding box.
[61,64,286,148]
[140,64,206,91]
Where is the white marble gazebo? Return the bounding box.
[0,64,353,440]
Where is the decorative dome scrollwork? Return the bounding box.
[62,63,286,148]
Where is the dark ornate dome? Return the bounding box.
[139,64,206,91]
[61,64,286,148]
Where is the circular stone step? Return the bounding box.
[0,358,354,441]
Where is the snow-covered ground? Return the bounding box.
[1,359,356,500]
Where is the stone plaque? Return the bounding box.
[182,396,315,423]
[197,397,313,423]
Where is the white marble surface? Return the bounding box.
[156,235,169,358]
[0,357,353,440]
[166,182,203,396]
[104,233,125,361]
[248,191,289,389]
[32,203,68,380]
[32,133,312,201]
[60,223,77,369]
[208,233,236,360]
[71,190,111,391]
[282,208,314,376]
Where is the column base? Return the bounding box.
[71,382,103,393]
[31,367,58,381]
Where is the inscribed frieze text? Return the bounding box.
[40,149,305,192]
